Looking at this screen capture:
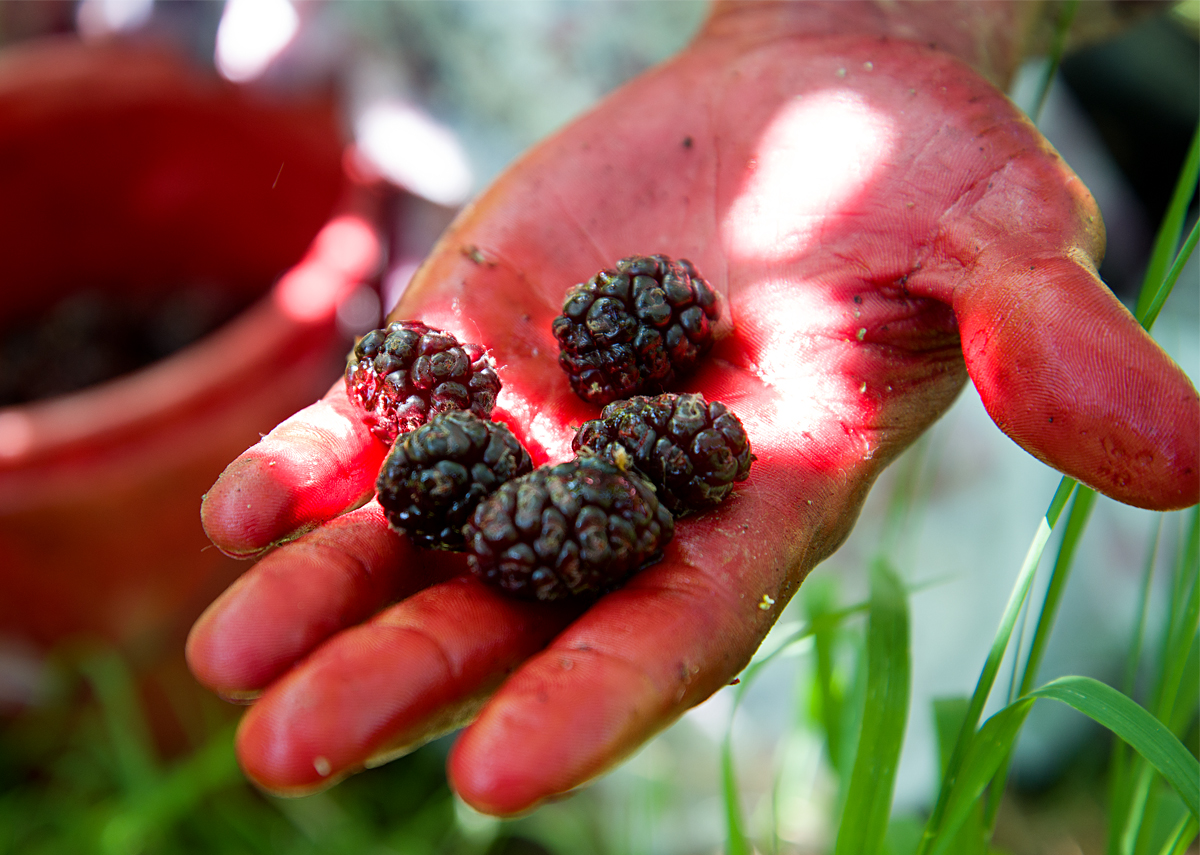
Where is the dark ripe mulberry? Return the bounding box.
[573,393,753,515]
[552,255,719,405]
[465,453,675,601]
[377,411,533,551]
[346,320,501,444]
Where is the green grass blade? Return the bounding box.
[834,559,911,855]
[1135,123,1199,325]
[983,486,1099,825]
[1122,518,1165,700]
[931,676,1200,855]
[1018,487,1098,697]
[77,649,160,796]
[1139,218,1200,332]
[917,477,1077,853]
[932,697,970,780]
[1151,508,1199,740]
[1117,509,1200,853]
[1030,0,1079,124]
[1108,518,1166,855]
[98,726,242,855]
[806,579,848,775]
[931,698,988,853]
[928,699,1033,855]
[1159,814,1198,855]
[1121,771,1157,855]
[1030,677,1198,818]
[1167,636,1198,736]
[722,598,871,855]
[720,728,752,855]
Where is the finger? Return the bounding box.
[969,255,1197,509]
[187,502,443,699]
[876,91,1200,512]
[199,383,386,558]
[232,576,581,796]
[920,244,1199,511]
[446,457,838,816]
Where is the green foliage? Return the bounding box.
[0,646,539,855]
[930,676,1199,855]
[833,559,911,855]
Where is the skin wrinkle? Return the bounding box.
[301,522,387,603]
[703,42,1007,466]
[373,614,465,684]
[863,298,961,354]
[930,159,1022,281]
[775,309,960,459]
[546,179,611,276]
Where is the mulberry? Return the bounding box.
[551,254,719,405]
[377,411,533,551]
[465,453,674,600]
[346,320,501,444]
[573,393,753,514]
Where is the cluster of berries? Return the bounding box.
[344,255,753,601]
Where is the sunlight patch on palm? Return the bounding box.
[724,90,895,262]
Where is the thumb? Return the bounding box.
[953,251,1197,510]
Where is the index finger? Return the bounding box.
[200,383,386,559]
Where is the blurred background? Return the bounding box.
[0,2,1195,853]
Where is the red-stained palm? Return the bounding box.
[187,11,1198,816]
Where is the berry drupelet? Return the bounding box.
[346,320,501,444]
[465,452,675,601]
[377,411,533,551]
[573,392,754,515]
[552,254,719,405]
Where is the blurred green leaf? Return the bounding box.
[98,725,241,855]
[76,650,159,798]
[931,676,1199,855]
[722,590,873,855]
[1108,518,1166,855]
[805,578,848,775]
[1117,509,1200,854]
[1135,123,1199,328]
[932,698,970,781]
[930,697,988,855]
[1159,814,1198,855]
[883,816,924,855]
[834,558,910,855]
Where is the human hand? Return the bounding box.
[187,1,1199,815]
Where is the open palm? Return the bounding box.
[188,9,1198,815]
